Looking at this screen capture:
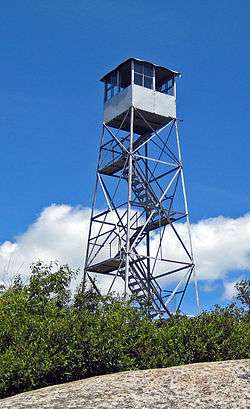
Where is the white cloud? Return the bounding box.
[192,214,250,280]
[0,205,91,285]
[223,279,240,300]
[0,205,249,293]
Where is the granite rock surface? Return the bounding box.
[0,359,249,408]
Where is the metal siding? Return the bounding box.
[103,85,176,126]
[132,85,176,119]
[104,86,132,124]
[155,91,176,119]
[132,85,154,112]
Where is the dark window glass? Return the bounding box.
[162,83,168,93]
[119,61,131,90]
[144,64,153,77]
[107,88,112,100]
[167,79,174,94]
[104,71,122,101]
[111,73,117,85]
[144,76,153,89]
[113,85,119,95]
[168,85,173,95]
[134,62,154,89]
[134,73,143,86]
[134,62,143,74]
[156,78,174,95]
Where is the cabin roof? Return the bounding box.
[100,57,180,82]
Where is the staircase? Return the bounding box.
[126,262,171,318]
[86,130,175,318]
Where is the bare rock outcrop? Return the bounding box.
[0,359,249,408]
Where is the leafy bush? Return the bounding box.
[0,262,249,398]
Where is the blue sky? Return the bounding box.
[0,0,249,311]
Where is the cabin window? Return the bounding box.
[134,62,154,89]
[104,62,132,102]
[104,72,119,102]
[156,77,174,95]
[119,61,131,91]
[104,60,176,102]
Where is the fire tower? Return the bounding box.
[84,58,199,318]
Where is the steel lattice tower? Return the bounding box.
[84,58,199,318]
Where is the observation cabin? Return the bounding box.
[101,58,180,135]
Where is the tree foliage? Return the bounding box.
[0,262,249,399]
[235,279,250,310]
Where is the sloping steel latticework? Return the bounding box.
[84,59,199,318]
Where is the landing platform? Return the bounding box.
[86,258,124,274]
[99,131,153,175]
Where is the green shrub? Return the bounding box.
[0,262,249,399]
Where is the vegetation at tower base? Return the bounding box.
[0,262,249,399]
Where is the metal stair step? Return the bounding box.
[135,294,146,300]
[134,187,145,194]
[129,281,139,287]
[132,178,141,186]
[131,287,143,293]
[149,311,160,319]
